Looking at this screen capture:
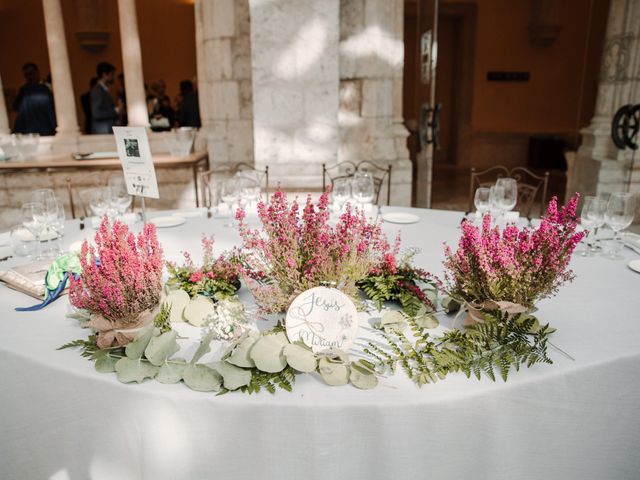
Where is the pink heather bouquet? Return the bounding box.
[70,217,164,328]
[236,189,389,313]
[442,194,585,311]
[166,236,242,300]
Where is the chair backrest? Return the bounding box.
[322,160,392,206]
[200,163,269,208]
[468,165,549,218]
[66,172,107,219]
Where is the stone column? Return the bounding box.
[338,0,412,206]
[571,0,640,212]
[249,0,339,186]
[42,0,79,135]
[0,73,9,135]
[117,0,148,126]
[195,0,254,166]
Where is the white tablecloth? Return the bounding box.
[1,208,639,480]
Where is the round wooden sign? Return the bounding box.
[285,287,359,353]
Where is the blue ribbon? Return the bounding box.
[15,271,80,312]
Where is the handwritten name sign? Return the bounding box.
[285,287,359,353]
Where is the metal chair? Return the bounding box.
[199,163,269,208]
[468,166,549,219]
[322,160,392,206]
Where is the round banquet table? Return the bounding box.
[1,207,639,480]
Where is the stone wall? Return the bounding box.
[195,0,254,167]
[571,0,640,222]
[338,0,411,205]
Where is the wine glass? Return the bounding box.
[332,178,352,212]
[89,187,112,219]
[496,177,518,214]
[474,187,491,218]
[604,192,635,259]
[22,202,45,260]
[48,200,66,256]
[108,176,132,218]
[489,184,505,221]
[581,196,606,256]
[351,172,375,210]
[31,189,59,256]
[220,178,240,227]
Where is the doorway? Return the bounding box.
[403,0,476,209]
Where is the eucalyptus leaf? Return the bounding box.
[191,330,216,364]
[94,353,118,373]
[441,296,461,314]
[164,289,190,323]
[183,296,215,327]
[227,331,260,368]
[283,343,317,373]
[182,364,222,392]
[124,323,155,360]
[214,361,252,390]
[377,310,407,333]
[415,313,439,329]
[318,356,349,386]
[156,360,187,384]
[115,357,159,383]
[250,334,287,373]
[424,290,438,310]
[349,366,378,390]
[351,359,376,375]
[145,331,180,366]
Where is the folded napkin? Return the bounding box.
[0,260,49,299]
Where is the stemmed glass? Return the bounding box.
[108,176,132,218]
[604,192,635,259]
[221,178,240,227]
[489,184,505,222]
[351,172,375,210]
[31,189,59,256]
[496,177,518,218]
[580,196,606,256]
[474,187,491,219]
[22,202,45,260]
[49,200,66,256]
[89,187,112,218]
[333,178,352,212]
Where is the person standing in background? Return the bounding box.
[90,62,119,134]
[177,79,201,128]
[79,77,97,134]
[12,62,56,136]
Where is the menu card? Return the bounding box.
[112,126,159,199]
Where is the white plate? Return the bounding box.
[381,212,420,224]
[628,259,640,274]
[174,208,206,218]
[149,216,186,228]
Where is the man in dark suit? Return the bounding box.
[90,62,119,134]
[13,63,56,136]
[177,80,201,128]
[80,77,97,134]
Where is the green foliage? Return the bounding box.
[154,303,172,333]
[357,266,437,317]
[365,311,554,386]
[166,263,239,301]
[237,365,296,395]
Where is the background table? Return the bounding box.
[1,208,639,480]
[0,151,209,206]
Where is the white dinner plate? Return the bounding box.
[174,208,206,218]
[149,216,186,228]
[381,212,420,224]
[628,259,640,274]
